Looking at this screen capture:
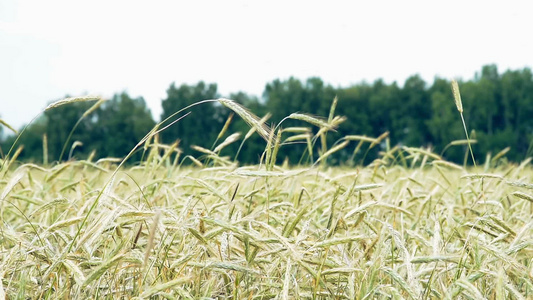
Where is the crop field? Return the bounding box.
[1,96,533,299]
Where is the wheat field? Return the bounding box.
[1,97,533,299]
[1,147,532,299]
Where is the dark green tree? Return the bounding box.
[337,83,373,136]
[2,117,48,163]
[43,99,96,161]
[160,82,220,156]
[264,77,305,124]
[500,68,533,160]
[92,92,156,160]
[5,64,533,165]
[400,75,432,146]
[368,80,402,140]
[263,77,338,163]
[301,77,336,116]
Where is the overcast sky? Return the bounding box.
[1,0,532,130]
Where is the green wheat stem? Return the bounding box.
[452,80,476,169]
[460,113,476,168]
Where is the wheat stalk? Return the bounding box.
[45,96,101,111]
[218,98,271,141]
[0,119,17,134]
[214,132,241,153]
[452,80,476,168]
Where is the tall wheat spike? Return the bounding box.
[218,98,271,141]
[0,119,17,134]
[452,80,476,168]
[42,134,48,165]
[45,96,101,111]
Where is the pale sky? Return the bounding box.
[1,0,532,130]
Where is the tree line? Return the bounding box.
[1,64,532,165]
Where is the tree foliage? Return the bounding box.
[92,92,155,159]
[160,82,220,156]
[2,64,532,165]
